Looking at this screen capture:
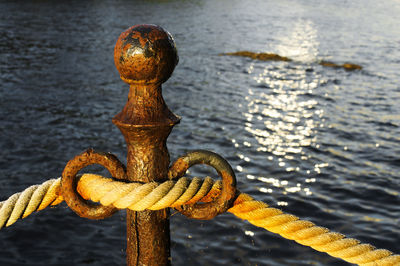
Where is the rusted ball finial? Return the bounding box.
[114,24,178,84]
[113,24,180,126]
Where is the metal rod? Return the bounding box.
[112,24,180,265]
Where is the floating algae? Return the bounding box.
[221,51,362,71]
[319,60,362,71]
[220,51,291,62]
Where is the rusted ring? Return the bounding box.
[168,150,237,220]
[61,148,127,219]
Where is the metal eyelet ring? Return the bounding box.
[168,150,237,220]
[61,148,127,219]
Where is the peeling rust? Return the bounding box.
[114,24,178,85]
[169,150,237,220]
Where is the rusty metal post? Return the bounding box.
[113,25,180,265]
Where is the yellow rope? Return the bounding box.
[0,174,219,228]
[0,174,399,265]
[229,193,400,266]
[0,178,63,228]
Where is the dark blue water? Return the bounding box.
[0,0,399,265]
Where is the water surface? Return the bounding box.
[0,0,399,265]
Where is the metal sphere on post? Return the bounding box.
[113,24,180,266]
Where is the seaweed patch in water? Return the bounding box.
[220,51,292,62]
[221,51,362,71]
[319,60,362,71]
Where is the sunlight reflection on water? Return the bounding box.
[275,19,320,62]
[238,19,332,201]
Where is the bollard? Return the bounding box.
[113,24,180,265]
[61,24,236,265]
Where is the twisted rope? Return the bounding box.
[0,174,399,265]
[0,178,63,228]
[230,193,400,266]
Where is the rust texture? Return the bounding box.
[113,24,180,266]
[168,150,237,220]
[61,148,127,219]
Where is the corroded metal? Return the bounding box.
[169,150,237,220]
[61,148,127,219]
[114,24,178,86]
[113,24,179,266]
[61,23,238,265]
